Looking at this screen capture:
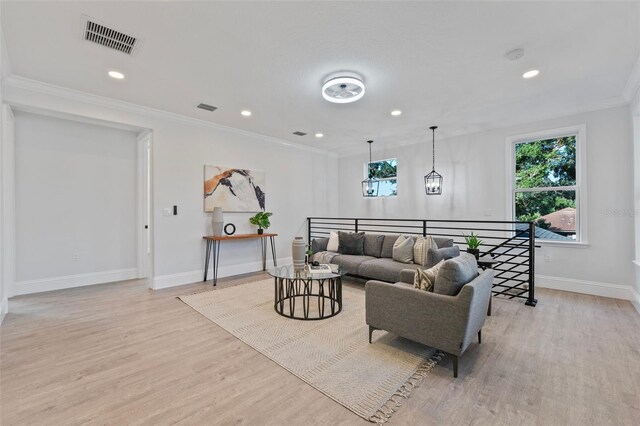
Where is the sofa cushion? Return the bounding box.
[413,236,438,266]
[380,234,400,258]
[434,253,479,296]
[358,258,420,283]
[311,237,329,254]
[426,246,460,268]
[392,235,415,264]
[338,231,365,255]
[332,254,377,275]
[413,260,445,292]
[363,234,385,258]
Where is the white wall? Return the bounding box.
[631,91,640,311]
[3,78,339,291]
[13,111,138,293]
[0,15,10,321]
[338,105,635,296]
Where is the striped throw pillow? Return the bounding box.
[413,236,438,266]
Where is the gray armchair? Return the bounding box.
[365,253,493,377]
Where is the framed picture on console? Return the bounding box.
[204,165,266,212]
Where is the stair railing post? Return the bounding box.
[423,220,427,237]
[526,221,537,306]
[355,218,359,233]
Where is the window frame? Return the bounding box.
[505,125,588,246]
[364,157,398,198]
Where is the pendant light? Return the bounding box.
[424,126,443,195]
[362,140,380,197]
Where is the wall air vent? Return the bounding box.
[292,131,307,136]
[197,103,218,112]
[82,16,138,55]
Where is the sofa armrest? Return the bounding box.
[365,280,473,355]
[399,269,416,284]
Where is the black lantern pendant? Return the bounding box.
[424,126,443,195]
[362,140,380,197]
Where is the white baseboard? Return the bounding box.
[152,257,291,290]
[536,274,634,301]
[14,268,138,296]
[0,298,8,325]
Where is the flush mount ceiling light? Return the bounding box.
[108,70,125,79]
[322,73,365,104]
[390,110,402,116]
[241,110,252,116]
[523,69,540,79]
[315,133,324,138]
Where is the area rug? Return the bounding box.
[179,279,440,423]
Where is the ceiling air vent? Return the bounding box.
[197,103,218,112]
[83,16,138,55]
[292,131,307,136]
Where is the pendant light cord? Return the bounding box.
[432,128,435,171]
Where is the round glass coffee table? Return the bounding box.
[267,264,345,320]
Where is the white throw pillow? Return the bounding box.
[327,231,339,252]
[392,235,415,264]
[413,235,438,266]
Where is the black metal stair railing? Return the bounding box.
[307,217,537,307]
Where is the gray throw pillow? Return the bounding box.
[337,231,365,255]
[380,234,400,258]
[425,246,460,268]
[363,234,385,258]
[311,237,329,254]
[392,235,415,264]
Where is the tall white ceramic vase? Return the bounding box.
[292,236,306,270]
[211,207,224,237]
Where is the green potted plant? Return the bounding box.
[249,211,272,234]
[305,245,314,264]
[463,232,483,259]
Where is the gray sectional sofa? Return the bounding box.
[311,233,459,283]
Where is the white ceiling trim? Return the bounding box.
[623,53,640,104]
[3,74,338,158]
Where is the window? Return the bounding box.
[508,126,586,243]
[366,158,397,197]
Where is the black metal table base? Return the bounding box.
[204,236,277,286]
[274,276,342,320]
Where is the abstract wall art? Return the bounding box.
[204,165,266,212]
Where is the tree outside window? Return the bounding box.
[366,159,397,197]
[514,135,578,241]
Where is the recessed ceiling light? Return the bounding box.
[108,70,125,80]
[315,133,324,138]
[322,74,365,103]
[522,69,540,79]
[241,110,252,117]
[390,110,402,116]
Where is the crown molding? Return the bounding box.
[623,54,640,106]
[3,75,337,157]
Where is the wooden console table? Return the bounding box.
[203,233,278,286]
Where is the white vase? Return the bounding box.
[292,237,306,270]
[211,207,224,237]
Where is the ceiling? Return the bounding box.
[2,1,639,154]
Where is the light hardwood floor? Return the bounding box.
[1,273,639,425]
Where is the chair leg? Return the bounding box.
[478,329,482,344]
[451,354,459,378]
[368,325,375,344]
